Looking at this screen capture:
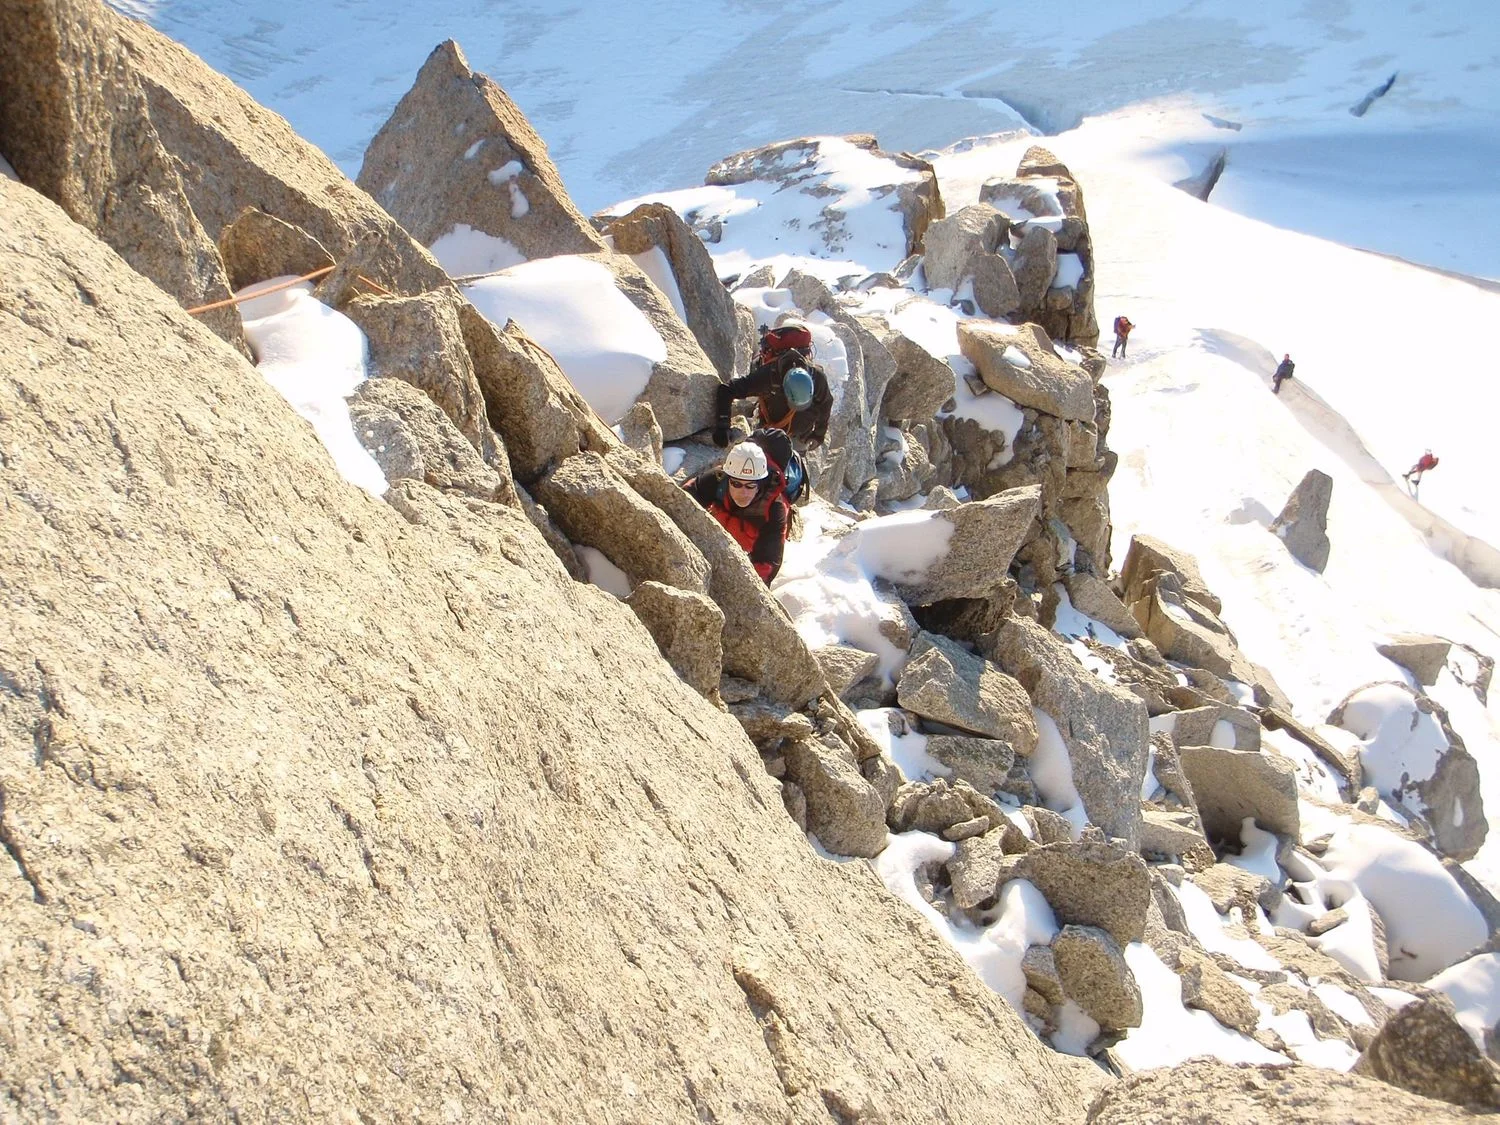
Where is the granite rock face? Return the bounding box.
[0,169,1110,1123]
[0,0,245,350]
[1086,1059,1479,1124]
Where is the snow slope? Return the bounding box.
[123,0,1500,277]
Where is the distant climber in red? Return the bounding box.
[1111,315,1134,359]
[1403,450,1439,487]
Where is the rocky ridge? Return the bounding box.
[1,0,1497,1119]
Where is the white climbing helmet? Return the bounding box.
[723,441,769,482]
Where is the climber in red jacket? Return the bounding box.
[1403,450,1439,487]
[683,441,789,583]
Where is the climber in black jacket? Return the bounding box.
[712,350,832,450]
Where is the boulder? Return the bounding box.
[1009,225,1058,311]
[357,40,605,265]
[948,831,1012,909]
[875,422,937,505]
[1377,634,1452,687]
[1086,1060,1479,1123]
[1119,534,1222,616]
[1270,469,1333,572]
[889,778,1005,839]
[986,617,1150,849]
[925,735,1016,797]
[623,581,725,700]
[577,251,722,441]
[1169,704,1261,752]
[533,451,711,595]
[1193,862,1279,916]
[813,645,881,701]
[971,254,1023,319]
[1053,924,1143,1031]
[1177,745,1300,843]
[1260,708,1361,796]
[922,203,1003,291]
[342,289,497,458]
[0,0,245,350]
[1005,840,1151,947]
[1062,574,1142,639]
[707,135,941,260]
[615,401,664,465]
[220,207,336,292]
[1025,805,1077,846]
[603,202,749,381]
[1140,809,1212,862]
[1328,681,1487,860]
[881,331,958,424]
[1353,995,1500,1111]
[348,378,517,506]
[783,738,889,858]
[886,485,1041,606]
[896,632,1039,753]
[958,321,1095,422]
[1129,577,1259,686]
[1174,946,1260,1034]
[459,310,610,483]
[1022,946,1065,1005]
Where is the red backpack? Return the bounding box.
[756,324,814,367]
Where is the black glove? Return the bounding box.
[712,424,729,448]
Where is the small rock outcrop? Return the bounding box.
[978,146,1099,346]
[1270,469,1333,572]
[1328,681,1487,860]
[1377,633,1452,686]
[358,40,606,265]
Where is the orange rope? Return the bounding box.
[185,265,335,315]
[354,274,393,297]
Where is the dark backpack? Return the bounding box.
[748,427,807,505]
[757,324,814,368]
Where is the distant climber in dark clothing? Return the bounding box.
[713,323,832,450]
[1273,354,1295,394]
[683,440,789,583]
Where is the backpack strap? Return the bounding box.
[758,397,798,433]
